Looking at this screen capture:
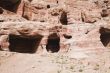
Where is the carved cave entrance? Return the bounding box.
[0,0,21,12]
[46,33,60,53]
[100,27,110,49]
[9,35,43,53]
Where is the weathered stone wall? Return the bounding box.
[0,0,110,53]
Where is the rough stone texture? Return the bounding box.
[0,0,110,54]
[1,1,110,73]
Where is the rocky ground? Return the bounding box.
[0,48,110,73]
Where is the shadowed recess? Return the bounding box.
[100,27,110,48]
[9,35,43,53]
[46,33,60,53]
[0,0,21,12]
[60,11,68,25]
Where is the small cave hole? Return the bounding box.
[9,35,43,53]
[100,27,110,48]
[57,1,58,4]
[47,5,50,8]
[104,0,108,3]
[63,34,72,39]
[101,9,108,17]
[0,7,3,14]
[46,33,60,53]
[60,11,68,25]
[0,20,4,22]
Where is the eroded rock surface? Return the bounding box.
[0,0,110,56]
[1,0,110,73]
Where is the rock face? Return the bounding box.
[0,0,110,53]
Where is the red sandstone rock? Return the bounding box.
[0,0,110,53]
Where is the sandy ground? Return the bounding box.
[0,49,110,73]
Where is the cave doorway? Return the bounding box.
[9,35,43,53]
[46,33,60,53]
[100,27,110,49]
[0,0,21,12]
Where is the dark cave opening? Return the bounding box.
[101,9,108,17]
[63,34,72,39]
[47,5,50,8]
[46,33,60,53]
[0,7,3,14]
[0,0,21,12]
[100,27,110,48]
[60,11,68,25]
[9,35,43,53]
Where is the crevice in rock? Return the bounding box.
[101,9,109,17]
[60,11,68,25]
[56,1,58,4]
[104,0,109,3]
[0,20,4,22]
[46,33,60,53]
[100,27,110,48]
[63,34,72,39]
[22,15,30,20]
[47,5,50,8]
[85,30,89,34]
[0,7,3,14]
[9,35,43,53]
